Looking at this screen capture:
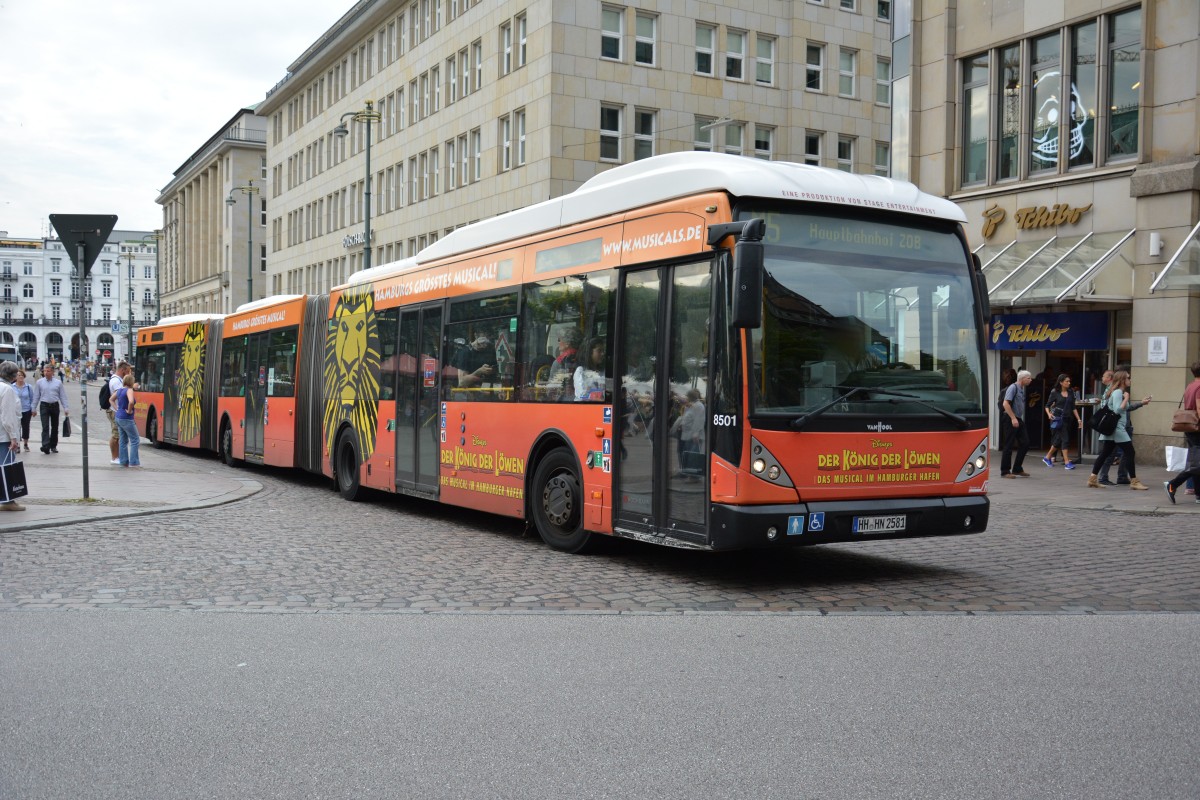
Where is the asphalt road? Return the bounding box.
[2,447,1198,798]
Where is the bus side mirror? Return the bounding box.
[972,252,991,321]
[731,238,763,329]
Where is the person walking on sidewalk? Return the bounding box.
[1088,370,1148,490]
[1164,360,1200,505]
[13,369,33,453]
[1000,369,1033,478]
[1097,366,1151,485]
[0,362,25,512]
[115,373,141,468]
[31,363,69,454]
[1042,373,1082,470]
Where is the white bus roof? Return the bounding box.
[233,295,305,314]
[413,151,966,266]
[155,313,225,326]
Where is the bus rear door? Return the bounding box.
[615,260,712,547]
[243,333,269,460]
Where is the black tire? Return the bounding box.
[148,413,166,449]
[220,422,238,468]
[335,430,362,501]
[530,449,594,553]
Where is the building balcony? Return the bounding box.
[0,296,18,305]
[142,299,156,306]
[0,271,17,281]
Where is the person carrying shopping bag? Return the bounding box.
[1088,370,1148,490]
[1164,360,1200,504]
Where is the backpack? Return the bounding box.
[98,379,112,411]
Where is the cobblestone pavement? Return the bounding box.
[2,450,1198,615]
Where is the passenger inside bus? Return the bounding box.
[453,333,497,390]
[573,338,606,401]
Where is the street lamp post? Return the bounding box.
[333,100,382,271]
[226,180,260,307]
[123,250,135,361]
[140,231,162,322]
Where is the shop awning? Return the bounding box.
[1149,219,1200,293]
[980,230,1135,306]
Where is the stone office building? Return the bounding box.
[255,0,897,295]
[893,1,1200,456]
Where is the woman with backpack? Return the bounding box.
[114,373,141,468]
[1087,370,1147,490]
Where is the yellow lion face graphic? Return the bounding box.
[322,285,382,463]
[176,321,207,444]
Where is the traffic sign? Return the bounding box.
[49,214,117,278]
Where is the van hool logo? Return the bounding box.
[866,422,893,432]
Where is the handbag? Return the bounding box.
[62,416,72,438]
[1166,445,1188,472]
[1,457,28,502]
[1049,417,1062,429]
[1171,397,1199,433]
[1088,403,1120,436]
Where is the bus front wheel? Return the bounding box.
[220,422,239,468]
[335,432,362,501]
[531,449,593,553]
[147,414,163,449]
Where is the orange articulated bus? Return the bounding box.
[134,314,224,451]
[138,152,992,552]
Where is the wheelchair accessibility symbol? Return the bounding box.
[807,512,825,532]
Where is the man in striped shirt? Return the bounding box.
[31,364,70,454]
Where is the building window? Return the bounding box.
[23,283,34,299]
[472,40,483,92]
[725,30,745,80]
[600,104,622,161]
[694,116,714,151]
[754,126,773,160]
[458,133,469,186]
[1107,8,1140,160]
[1029,33,1060,175]
[471,128,482,181]
[634,109,655,160]
[516,13,528,68]
[695,23,715,75]
[432,65,441,112]
[961,52,989,185]
[875,57,891,105]
[804,131,822,166]
[878,1,890,21]
[838,48,857,97]
[837,136,855,171]
[755,35,775,85]
[840,0,856,10]
[500,115,513,171]
[500,20,513,75]
[806,44,824,91]
[873,141,890,176]
[960,7,1138,189]
[515,108,527,165]
[447,139,457,189]
[723,122,744,156]
[635,13,656,66]
[601,6,623,61]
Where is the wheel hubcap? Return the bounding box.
[542,474,575,528]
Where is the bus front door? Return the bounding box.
[395,304,443,495]
[244,333,269,460]
[615,261,711,546]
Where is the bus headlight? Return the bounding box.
[954,436,991,483]
[747,438,794,488]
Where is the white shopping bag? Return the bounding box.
[1165,445,1188,472]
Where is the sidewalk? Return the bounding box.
[2,399,261,533]
[987,449,1200,515]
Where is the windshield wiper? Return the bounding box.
[790,385,970,430]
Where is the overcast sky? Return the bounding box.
[0,0,345,239]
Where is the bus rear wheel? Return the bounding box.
[335,431,362,501]
[531,449,594,553]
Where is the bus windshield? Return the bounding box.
[741,205,984,419]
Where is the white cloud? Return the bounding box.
[0,0,342,237]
